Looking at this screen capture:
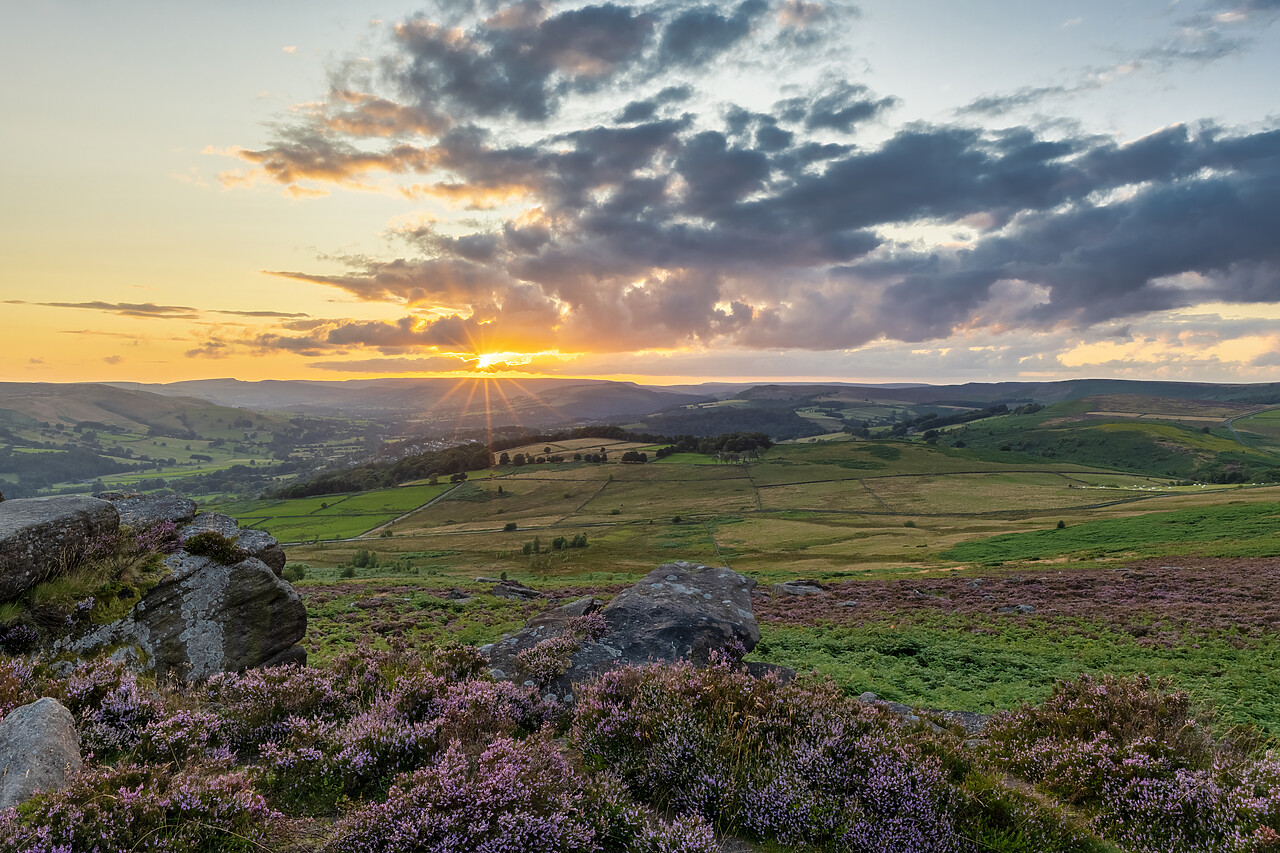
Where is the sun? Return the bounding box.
[473,351,529,370]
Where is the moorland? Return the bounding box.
[3,376,1280,851]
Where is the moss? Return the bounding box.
[183,531,248,565]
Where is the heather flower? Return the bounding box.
[573,659,961,851]
[0,657,34,717]
[0,763,280,853]
[204,663,362,754]
[136,708,228,764]
[325,734,597,853]
[136,519,182,555]
[565,611,607,642]
[515,634,581,683]
[429,641,489,682]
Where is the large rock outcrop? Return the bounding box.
[97,491,198,529]
[58,550,307,682]
[0,493,306,681]
[0,698,82,810]
[0,495,119,601]
[486,561,760,701]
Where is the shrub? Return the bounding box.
[326,735,598,853]
[573,659,961,851]
[261,676,557,815]
[0,763,279,853]
[0,658,34,718]
[182,530,247,564]
[202,664,363,756]
[430,642,490,683]
[515,635,581,683]
[504,521,518,531]
[566,611,607,642]
[984,673,1269,852]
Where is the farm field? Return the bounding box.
[233,436,1280,735]
[207,482,456,542]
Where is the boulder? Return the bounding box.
[771,579,826,596]
[96,491,198,529]
[487,562,759,701]
[489,580,540,601]
[0,698,82,810]
[0,496,119,601]
[182,512,286,575]
[58,551,307,682]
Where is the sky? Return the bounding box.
[3,0,1280,386]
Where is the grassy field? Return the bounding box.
[208,482,455,542]
[210,435,1280,732]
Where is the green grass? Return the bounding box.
[258,432,1280,739]
[212,483,454,542]
[749,619,1280,735]
[941,500,1280,563]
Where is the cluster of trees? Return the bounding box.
[884,403,1045,439]
[0,446,140,496]
[350,549,380,568]
[620,451,648,463]
[497,452,568,466]
[522,533,588,554]
[654,432,773,458]
[271,442,491,499]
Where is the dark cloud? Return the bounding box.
[9,299,308,321]
[232,127,433,186]
[214,309,310,318]
[780,82,898,132]
[617,84,692,123]
[185,340,230,359]
[8,300,200,319]
[958,85,1079,117]
[225,1,1280,363]
[395,3,656,123]
[308,355,474,373]
[658,0,767,66]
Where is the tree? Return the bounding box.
[498,451,511,465]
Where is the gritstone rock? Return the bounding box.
[61,550,306,682]
[487,561,768,701]
[489,580,540,601]
[96,491,198,529]
[0,698,82,810]
[0,495,119,601]
[770,579,826,596]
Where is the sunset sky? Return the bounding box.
[4,0,1280,385]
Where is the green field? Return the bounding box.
[209,482,454,542]
[206,427,1280,733]
[941,499,1280,563]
